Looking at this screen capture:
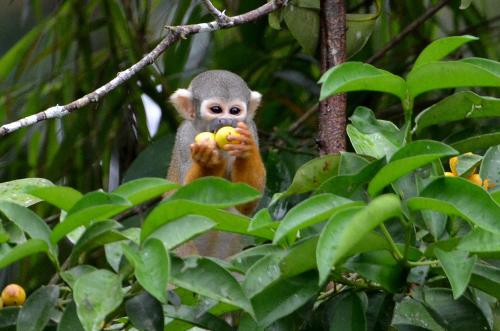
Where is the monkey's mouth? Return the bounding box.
[208,118,238,132]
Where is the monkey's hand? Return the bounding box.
[223,122,256,159]
[190,139,224,169]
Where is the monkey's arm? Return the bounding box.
[184,143,227,184]
[225,122,266,215]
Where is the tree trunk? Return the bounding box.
[318,0,347,155]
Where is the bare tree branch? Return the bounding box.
[0,0,287,137]
[201,0,231,25]
[367,0,451,64]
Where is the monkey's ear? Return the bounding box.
[170,89,195,120]
[248,91,262,119]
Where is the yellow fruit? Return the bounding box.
[194,132,215,144]
[468,173,482,186]
[215,126,240,148]
[449,156,458,176]
[444,172,455,177]
[1,284,26,306]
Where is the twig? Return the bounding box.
[201,0,230,25]
[367,0,452,64]
[288,103,318,133]
[0,0,287,137]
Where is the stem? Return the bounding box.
[407,259,439,267]
[402,95,414,143]
[379,224,403,261]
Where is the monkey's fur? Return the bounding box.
[167,70,266,259]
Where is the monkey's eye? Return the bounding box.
[229,107,241,115]
[210,106,223,114]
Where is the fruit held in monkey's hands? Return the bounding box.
[215,126,241,148]
[195,132,215,144]
[1,284,26,306]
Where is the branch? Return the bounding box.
[0,0,287,137]
[201,0,231,25]
[367,0,451,64]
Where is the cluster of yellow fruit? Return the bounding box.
[0,284,26,308]
[195,126,241,148]
[445,155,492,190]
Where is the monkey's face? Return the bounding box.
[199,98,248,132]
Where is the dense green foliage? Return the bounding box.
[0,0,500,330]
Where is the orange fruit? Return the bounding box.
[449,156,458,176]
[468,174,482,186]
[444,172,455,177]
[194,132,215,144]
[1,284,26,306]
[215,126,240,148]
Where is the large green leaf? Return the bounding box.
[141,200,272,241]
[346,14,378,59]
[112,177,180,205]
[458,228,500,253]
[327,291,367,331]
[413,92,500,133]
[122,238,169,303]
[451,132,500,153]
[407,59,500,98]
[58,301,85,331]
[170,256,254,316]
[316,194,401,284]
[164,304,233,331]
[413,35,478,69]
[125,292,164,331]
[392,298,445,331]
[73,270,124,331]
[319,62,407,100]
[149,215,215,250]
[273,194,361,244]
[0,240,48,269]
[368,140,457,196]
[51,192,132,243]
[480,145,500,192]
[16,286,59,331]
[243,253,285,297]
[0,178,53,207]
[435,249,476,299]
[26,186,82,211]
[169,177,260,208]
[270,155,340,204]
[0,201,56,257]
[61,265,97,289]
[470,263,500,299]
[347,107,404,159]
[283,5,319,55]
[251,272,319,328]
[407,177,500,233]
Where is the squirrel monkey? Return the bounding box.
[167,70,266,258]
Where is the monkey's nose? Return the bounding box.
[209,118,238,132]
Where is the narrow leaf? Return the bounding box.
[0,178,53,207]
[413,35,478,69]
[125,292,164,331]
[17,285,59,331]
[27,186,82,211]
[112,177,180,205]
[0,239,48,269]
[435,249,476,299]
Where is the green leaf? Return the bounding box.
[413,35,478,70]
[392,298,445,331]
[293,0,319,9]
[70,220,127,263]
[459,0,473,9]
[454,153,482,177]
[347,107,403,159]
[407,177,500,233]
[51,192,132,244]
[58,301,85,331]
[149,215,215,250]
[345,250,404,293]
[413,92,500,133]
[0,239,48,269]
[470,262,500,299]
[112,177,180,205]
[61,265,97,289]
[346,14,377,58]
[251,272,319,328]
[434,249,476,299]
[368,140,458,196]
[122,238,169,303]
[125,292,164,331]
[230,245,284,273]
[171,256,254,316]
[243,253,285,297]
[0,178,53,207]
[317,194,401,284]
[268,10,282,30]
[73,270,124,331]
[16,285,59,331]
[0,201,57,257]
[26,186,82,211]
[451,132,500,153]
[328,291,367,331]
[273,194,361,244]
[164,304,233,331]
[458,229,500,253]
[283,5,319,55]
[415,288,490,330]
[279,236,319,278]
[169,177,260,208]
[407,59,500,98]
[480,145,500,192]
[271,155,341,204]
[248,208,276,233]
[141,200,272,241]
[319,62,407,100]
